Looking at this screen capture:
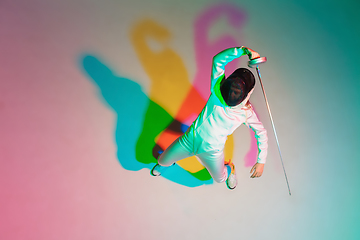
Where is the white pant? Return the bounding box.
[158,136,228,183]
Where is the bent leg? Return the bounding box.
[158,137,193,166]
[197,150,228,183]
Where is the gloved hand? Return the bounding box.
[243,47,260,60]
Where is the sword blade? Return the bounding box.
[255,65,292,196]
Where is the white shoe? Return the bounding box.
[151,164,163,176]
[226,163,237,190]
[151,163,175,176]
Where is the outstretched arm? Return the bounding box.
[210,47,260,92]
[245,109,268,178]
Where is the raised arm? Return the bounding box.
[210,47,260,92]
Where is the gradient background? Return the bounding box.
[1,0,360,239]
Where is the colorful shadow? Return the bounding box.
[80,3,260,187]
[81,55,212,187]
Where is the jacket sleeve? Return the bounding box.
[210,47,247,92]
[245,110,268,164]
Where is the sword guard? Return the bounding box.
[248,57,267,68]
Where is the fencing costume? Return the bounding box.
[156,47,268,183]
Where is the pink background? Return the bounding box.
[1,0,360,239]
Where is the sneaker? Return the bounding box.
[151,164,162,176]
[225,162,237,190]
[151,163,175,176]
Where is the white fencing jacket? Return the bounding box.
[183,47,268,164]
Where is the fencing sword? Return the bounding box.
[248,57,291,196]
